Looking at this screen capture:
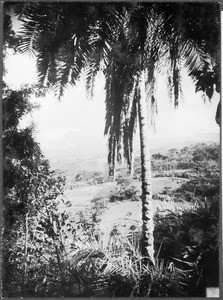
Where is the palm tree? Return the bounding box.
[102,2,220,260]
[12,1,220,263]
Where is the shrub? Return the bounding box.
[109,184,139,202]
[154,196,219,296]
[67,230,190,297]
[161,186,172,194]
[74,171,107,186]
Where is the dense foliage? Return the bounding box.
[2,82,69,296]
[2,14,69,294]
[154,196,219,296]
[152,143,220,295]
[151,143,219,172]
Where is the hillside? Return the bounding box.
[56,142,219,238]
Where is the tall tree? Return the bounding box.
[12,1,220,263]
[2,12,68,295]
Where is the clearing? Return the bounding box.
[60,176,190,235]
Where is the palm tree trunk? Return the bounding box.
[137,71,154,264]
[129,151,134,177]
[128,139,134,177]
[108,136,116,180]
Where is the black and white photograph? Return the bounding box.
[2,1,221,297]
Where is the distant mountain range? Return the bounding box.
[40,117,220,165]
[149,132,220,155]
[49,131,219,173]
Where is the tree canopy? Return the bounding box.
[12,2,220,170]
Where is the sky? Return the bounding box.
[3,15,220,162]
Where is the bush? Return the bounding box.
[154,196,219,296]
[65,230,190,297]
[94,258,188,297]
[2,163,69,297]
[109,184,139,202]
[161,186,172,194]
[74,171,107,186]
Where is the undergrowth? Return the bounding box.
[154,196,219,296]
[3,182,219,297]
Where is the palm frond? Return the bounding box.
[122,84,138,171]
[104,58,127,171]
[84,56,101,100]
[165,34,185,107]
[182,40,208,74]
